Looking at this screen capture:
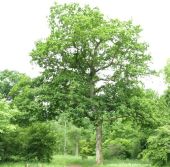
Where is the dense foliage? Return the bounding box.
[140,60,170,166]
[142,125,170,166]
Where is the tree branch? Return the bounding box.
[95,41,122,73]
[103,114,131,122]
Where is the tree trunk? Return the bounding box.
[89,67,103,165]
[75,141,79,156]
[64,120,67,155]
[96,122,103,165]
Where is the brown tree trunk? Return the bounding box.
[89,68,103,165]
[96,122,103,165]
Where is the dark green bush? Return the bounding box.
[103,138,141,160]
[0,127,26,162]
[142,125,170,166]
[0,122,57,162]
[103,141,130,159]
[25,122,57,162]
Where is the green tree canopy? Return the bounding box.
[0,70,26,100]
[0,99,19,133]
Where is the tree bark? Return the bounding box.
[96,122,103,165]
[89,67,103,165]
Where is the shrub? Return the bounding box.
[103,138,141,160]
[0,126,26,161]
[103,139,130,159]
[25,122,57,162]
[80,139,95,158]
[142,125,170,166]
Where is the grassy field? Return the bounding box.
[0,155,152,167]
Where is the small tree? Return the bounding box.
[67,126,81,156]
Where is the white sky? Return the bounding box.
[0,0,169,93]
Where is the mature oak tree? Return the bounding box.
[30,3,151,164]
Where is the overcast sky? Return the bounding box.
[0,0,169,93]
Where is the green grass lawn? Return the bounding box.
[0,155,152,167]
